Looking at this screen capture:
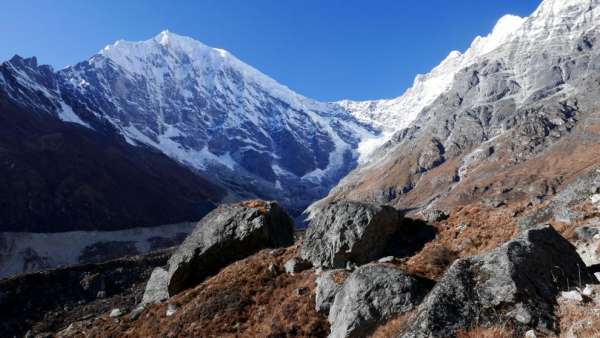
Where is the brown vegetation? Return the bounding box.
[557,285,600,338]
[455,326,514,338]
[68,246,329,337]
[401,203,518,280]
[369,312,413,338]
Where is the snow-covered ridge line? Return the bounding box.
[337,14,526,136]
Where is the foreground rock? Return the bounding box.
[165,200,295,295]
[301,201,402,268]
[398,225,597,337]
[328,264,432,338]
[141,267,169,305]
[315,269,349,313]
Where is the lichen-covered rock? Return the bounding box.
[315,269,349,313]
[140,267,169,306]
[300,201,402,268]
[398,225,597,338]
[284,257,312,275]
[328,264,432,338]
[166,200,295,295]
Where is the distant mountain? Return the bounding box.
[0,31,378,232]
[320,0,600,214]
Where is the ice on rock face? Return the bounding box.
[55,30,378,215]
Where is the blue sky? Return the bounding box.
[0,0,540,101]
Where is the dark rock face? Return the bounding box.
[300,201,403,268]
[398,225,597,338]
[0,250,170,337]
[0,69,223,232]
[166,200,295,295]
[328,264,433,338]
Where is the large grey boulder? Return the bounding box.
[140,267,169,306]
[328,264,432,338]
[315,269,349,313]
[399,225,598,338]
[300,201,402,268]
[166,200,295,295]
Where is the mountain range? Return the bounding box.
[1,0,600,277]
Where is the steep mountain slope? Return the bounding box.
[56,32,377,216]
[0,56,223,233]
[321,0,600,215]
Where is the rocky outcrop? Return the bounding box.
[315,269,349,313]
[141,267,169,305]
[398,225,597,337]
[328,264,432,338]
[165,200,295,295]
[0,249,170,337]
[300,201,402,268]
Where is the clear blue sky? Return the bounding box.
[0,0,540,101]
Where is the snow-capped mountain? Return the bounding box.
[320,0,600,213]
[1,31,378,221]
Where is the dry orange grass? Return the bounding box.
[369,312,413,338]
[77,245,329,338]
[558,285,600,338]
[401,203,518,280]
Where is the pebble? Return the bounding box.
[166,303,178,317]
[109,308,122,318]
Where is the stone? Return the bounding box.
[166,200,295,295]
[525,330,537,338]
[561,290,583,302]
[581,284,594,297]
[300,201,402,268]
[96,291,106,299]
[377,256,395,263]
[328,264,432,338]
[315,269,348,313]
[141,267,169,306]
[422,209,449,223]
[398,225,597,337]
[166,303,177,317]
[284,257,312,275]
[129,306,145,321]
[109,308,122,318]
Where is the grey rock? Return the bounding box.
[398,225,597,338]
[166,200,294,295]
[422,209,448,223]
[109,308,122,318]
[284,257,312,275]
[166,303,178,317]
[378,256,395,263]
[140,267,169,306]
[300,201,402,268]
[315,269,348,313]
[328,264,432,338]
[129,306,145,321]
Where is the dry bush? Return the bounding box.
[558,285,600,338]
[456,326,514,338]
[81,245,329,337]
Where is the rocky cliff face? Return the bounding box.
[321,0,600,217]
